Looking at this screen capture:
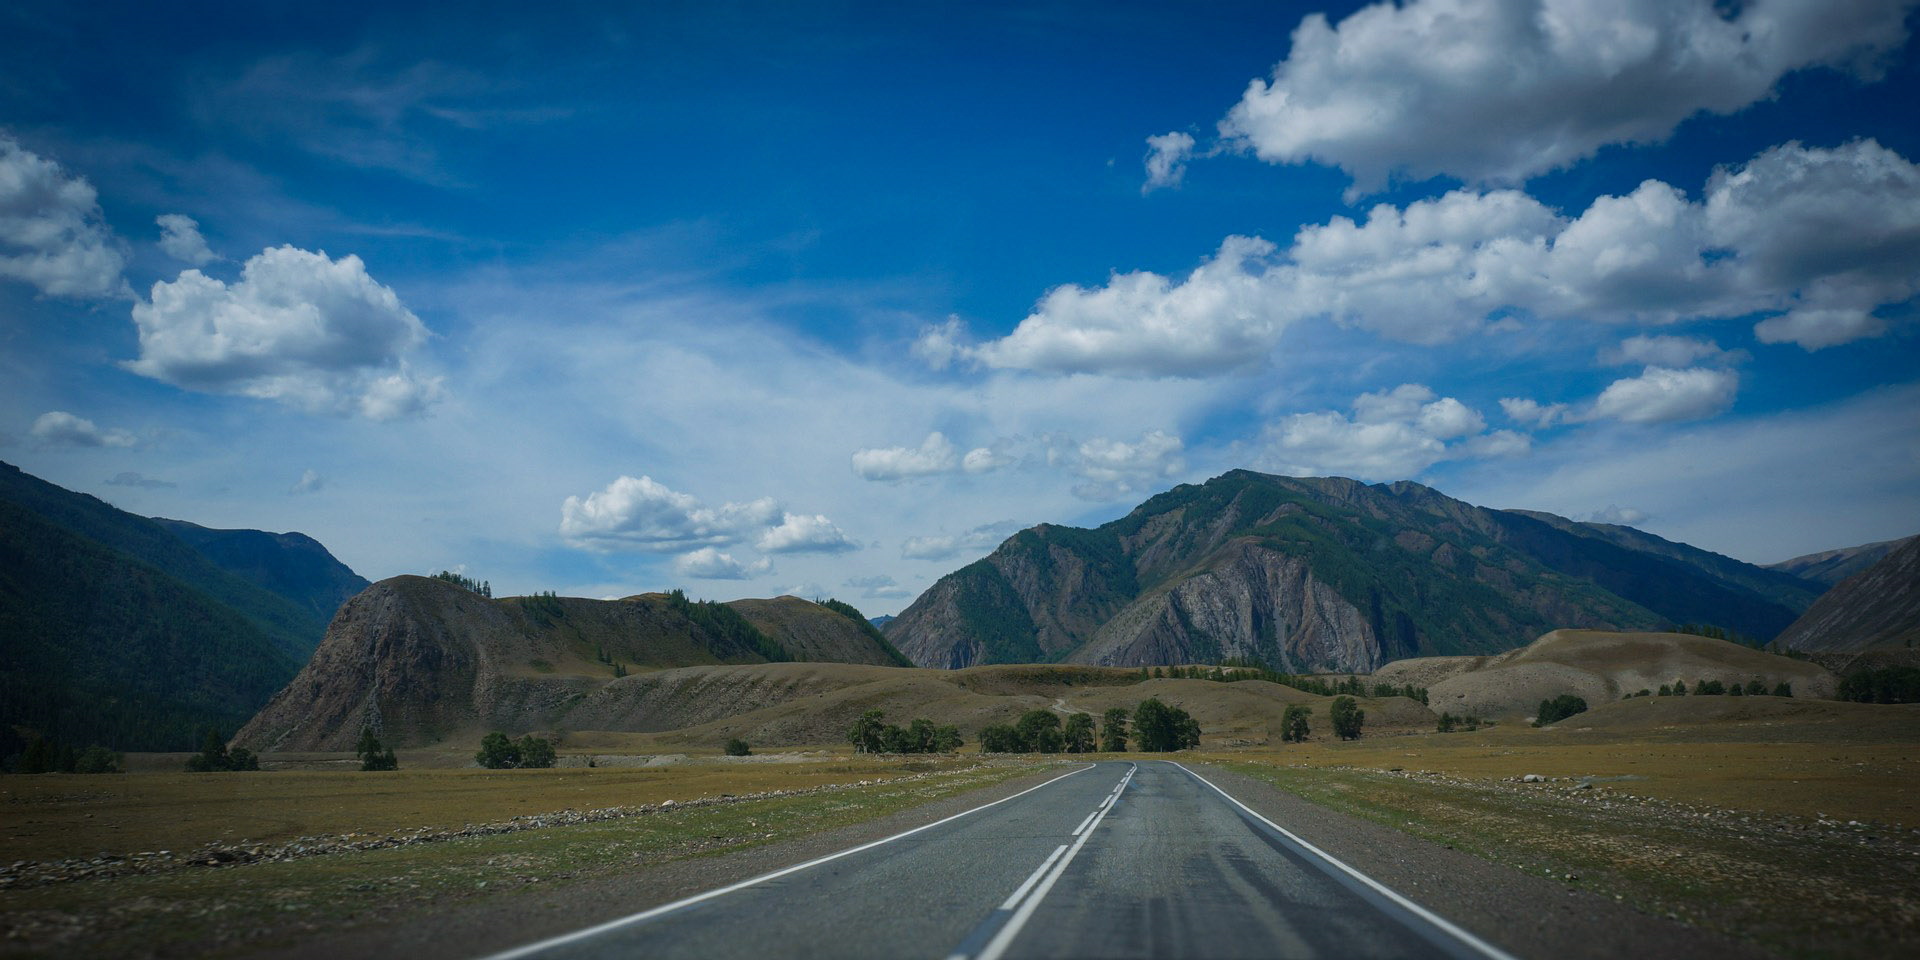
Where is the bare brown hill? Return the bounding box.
[235,577,908,751]
[1773,535,1920,653]
[1374,630,1837,721]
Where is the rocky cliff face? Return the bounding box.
[888,470,1819,674]
[1773,536,1920,653]
[237,577,911,750]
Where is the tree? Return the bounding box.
[1174,709,1201,750]
[907,718,938,754]
[1535,694,1588,725]
[184,728,257,772]
[1773,682,1793,697]
[848,709,885,753]
[879,724,911,754]
[1695,679,1726,695]
[1330,696,1365,740]
[1063,713,1096,753]
[356,729,398,771]
[724,738,752,756]
[1745,679,1767,696]
[1672,680,1688,696]
[979,724,1020,753]
[1658,683,1672,696]
[74,745,122,774]
[1436,712,1456,733]
[1099,707,1129,752]
[1281,705,1311,743]
[516,735,557,768]
[1133,698,1174,752]
[1015,710,1063,753]
[932,725,965,753]
[475,732,520,769]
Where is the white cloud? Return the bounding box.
[1605,334,1741,368]
[852,431,957,480]
[104,471,174,489]
[1499,397,1568,429]
[1260,385,1521,481]
[960,140,1920,369]
[1142,131,1195,193]
[155,214,216,265]
[959,235,1291,376]
[30,411,135,448]
[1215,0,1914,191]
[126,245,441,419]
[901,520,1024,561]
[756,513,859,554]
[1051,429,1186,501]
[1587,504,1650,526]
[1587,366,1739,424]
[672,547,772,580]
[0,136,128,298]
[961,444,1013,474]
[844,574,913,600]
[290,468,325,495]
[560,474,782,552]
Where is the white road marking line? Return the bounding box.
[973,763,1137,960]
[475,764,1094,960]
[1070,809,1098,836]
[998,844,1068,909]
[1171,762,1521,960]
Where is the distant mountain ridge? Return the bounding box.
[153,518,369,627]
[1774,536,1920,654]
[1766,535,1916,587]
[887,470,1822,674]
[0,461,365,750]
[236,577,913,751]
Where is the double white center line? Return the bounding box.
[948,764,1137,960]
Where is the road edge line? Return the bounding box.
[1170,761,1520,960]
[475,763,1093,960]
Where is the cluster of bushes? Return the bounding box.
[1837,667,1920,704]
[1654,679,1792,697]
[1434,712,1485,733]
[848,710,964,754]
[980,698,1201,754]
[1534,694,1588,726]
[184,729,259,772]
[356,729,398,771]
[8,736,122,774]
[475,732,557,769]
[1672,623,1761,648]
[724,738,752,756]
[431,570,492,597]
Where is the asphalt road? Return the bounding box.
[482,761,1514,960]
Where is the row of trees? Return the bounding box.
[9,736,122,774]
[1671,623,1762,649]
[848,711,965,754]
[1837,667,1920,704]
[184,729,259,772]
[476,732,558,768]
[1277,696,1366,741]
[1211,659,1429,704]
[431,570,492,597]
[1434,712,1486,733]
[1647,679,1793,697]
[1535,694,1589,725]
[977,698,1203,754]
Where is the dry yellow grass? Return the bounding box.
[0,755,974,863]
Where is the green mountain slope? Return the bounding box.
[153,518,370,627]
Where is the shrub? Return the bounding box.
[74,745,122,774]
[1773,682,1793,697]
[184,729,257,772]
[724,738,752,757]
[1330,696,1365,740]
[1535,694,1589,725]
[516,735,557,769]
[1745,679,1767,696]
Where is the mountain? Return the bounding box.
[0,461,362,750]
[235,577,912,751]
[1766,535,1916,587]
[870,614,896,630]
[1772,536,1920,653]
[152,518,369,625]
[888,471,1818,674]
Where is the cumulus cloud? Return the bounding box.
[289,468,325,495]
[951,140,1920,373]
[1142,131,1196,193]
[0,136,128,298]
[672,547,772,580]
[1050,429,1186,501]
[30,411,135,448]
[901,520,1024,561]
[1215,0,1914,191]
[851,431,1010,482]
[1499,397,1568,429]
[844,574,913,600]
[756,513,859,554]
[104,471,174,489]
[560,475,781,552]
[1605,334,1742,368]
[155,214,216,265]
[126,245,441,419]
[1261,385,1523,481]
[1587,504,1650,526]
[1587,366,1739,424]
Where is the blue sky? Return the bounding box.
[3,0,1917,612]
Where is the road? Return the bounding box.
[482,761,1514,960]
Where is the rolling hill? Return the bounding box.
[887,470,1822,673]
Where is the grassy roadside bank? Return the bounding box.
[0,760,1054,959]
[1218,759,1919,960]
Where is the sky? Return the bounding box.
[3,0,1918,613]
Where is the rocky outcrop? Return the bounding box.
[1774,536,1920,652]
[888,470,1818,674]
